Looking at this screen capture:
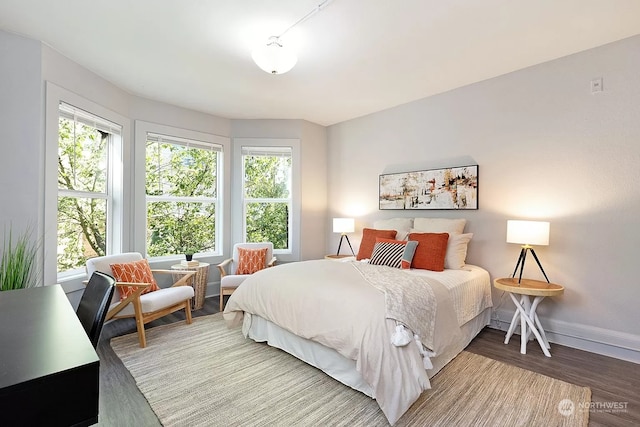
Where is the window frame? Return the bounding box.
[144,132,222,259]
[134,121,230,262]
[233,138,301,262]
[44,83,130,291]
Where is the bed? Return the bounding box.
[222,218,493,425]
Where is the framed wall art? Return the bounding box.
[379,165,478,210]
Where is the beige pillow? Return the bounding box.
[413,217,466,234]
[444,233,473,269]
[373,218,413,241]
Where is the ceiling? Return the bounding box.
[1,1,640,126]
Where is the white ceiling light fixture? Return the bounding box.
[252,36,298,75]
[252,0,334,75]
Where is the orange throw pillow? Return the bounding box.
[236,247,268,275]
[356,228,397,260]
[408,232,450,271]
[110,258,160,300]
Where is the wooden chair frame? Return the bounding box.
[217,255,276,311]
[105,269,195,348]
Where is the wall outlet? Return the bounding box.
[591,77,603,93]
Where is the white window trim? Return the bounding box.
[134,121,230,262]
[233,138,301,262]
[44,82,131,292]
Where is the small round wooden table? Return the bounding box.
[494,278,564,357]
[324,254,355,261]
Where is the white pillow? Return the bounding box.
[373,218,413,241]
[445,233,473,270]
[413,217,466,234]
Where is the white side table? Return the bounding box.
[494,278,564,357]
[171,262,210,310]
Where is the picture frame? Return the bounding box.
[379,165,478,210]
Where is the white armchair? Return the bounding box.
[86,252,195,348]
[217,242,276,311]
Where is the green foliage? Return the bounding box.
[1,226,40,291]
[246,203,289,249]
[244,155,291,249]
[57,117,108,272]
[147,202,215,256]
[57,118,293,269]
[244,155,290,199]
[146,141,218,257]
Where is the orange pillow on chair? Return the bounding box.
[110,258,160,300]
[236,247,268,275]
[408,232,450,271]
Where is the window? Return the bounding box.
[145,133,222,257]
[56,102,122,274]
[241,146,292,252]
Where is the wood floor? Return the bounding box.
[96,297,639,426]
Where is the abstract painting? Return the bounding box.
[379,165,478,210]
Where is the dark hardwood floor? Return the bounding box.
[466,329,639,427]
[96,297,639,426]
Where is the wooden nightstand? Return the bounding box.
[324,254,355,261]
[494,277,564,357]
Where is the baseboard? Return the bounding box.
[205,281,220,298]
[490,308,640,364]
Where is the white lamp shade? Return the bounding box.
[333,218,355,234]
[252,40,297,75]
[506,220,550,246]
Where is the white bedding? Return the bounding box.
[403,264,493,326]
[223,260,492,425]
[245,307,492,393]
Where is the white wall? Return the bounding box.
[0,31,43,246]
[327,35,640,362]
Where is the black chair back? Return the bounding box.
[76,271,116,348]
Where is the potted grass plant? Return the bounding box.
[0,226,40,291]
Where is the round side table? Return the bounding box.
[171,262,210,310]
[494,277,564,357]
[324,254,355,261]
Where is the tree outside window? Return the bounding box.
[145,135,220,257]
[57,104,117,273]
[242,147,292,250]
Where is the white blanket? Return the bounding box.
[223,260,462,425]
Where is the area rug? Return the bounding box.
[110,314,591,426]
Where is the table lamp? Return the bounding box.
[506,220,550,283]
[333,218,355,256]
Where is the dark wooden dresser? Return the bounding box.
[0,285,99,426]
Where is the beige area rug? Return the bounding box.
[110,314,591,426]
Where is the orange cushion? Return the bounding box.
[356,228,397,260]
[236,247,268,275]
[408,232,450,271]
[110,259,160,301]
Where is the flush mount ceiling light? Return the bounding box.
[252,0,334,75]
[252,36,297,74]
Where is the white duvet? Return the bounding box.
[223,259,478,424]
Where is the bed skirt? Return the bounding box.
[244,307,492,397]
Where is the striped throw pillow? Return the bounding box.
[369,238,418,269]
